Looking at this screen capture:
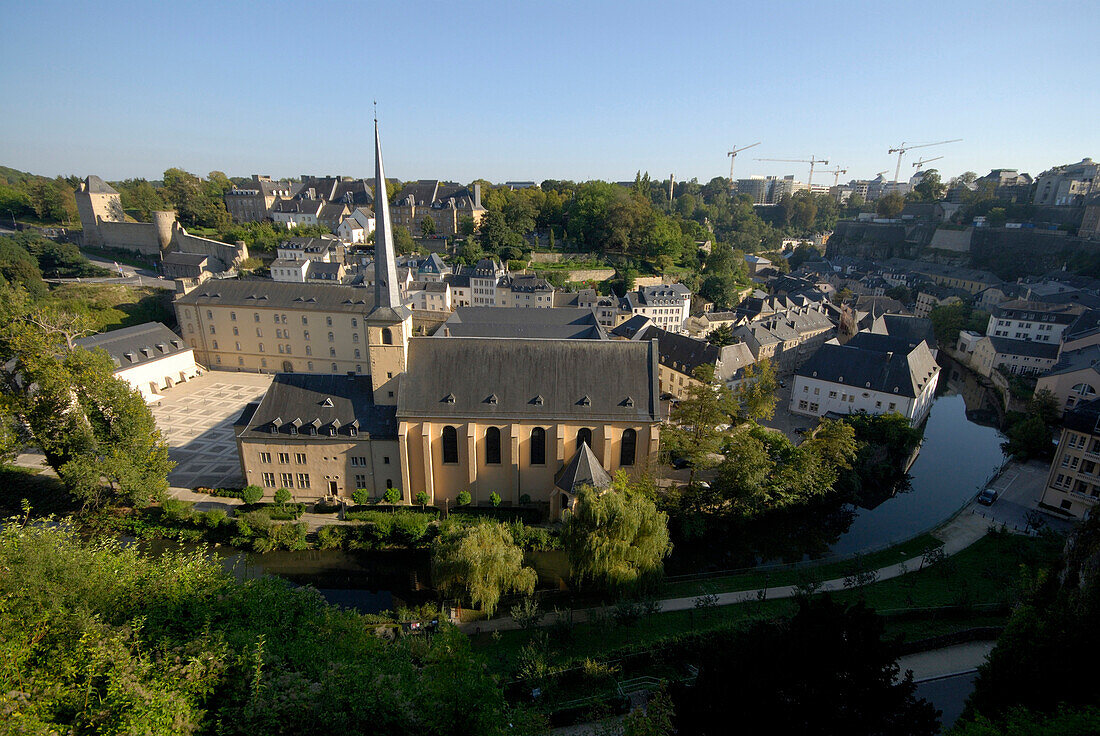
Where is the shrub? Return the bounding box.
[274,487,291,505]
[161,498,194,521]
[519,493,531,505]
[313,500,340,514]
[235,510,272,537]
[317,525,347,550]
[383,488,402,505]
[267,503,305,520]
[390,511,432,547]
[241,485,264,505]
[456,491,472,506]
[415,490,430,507]
[489,492,502,507]
[199,508,227,528]
[352,488,371,506]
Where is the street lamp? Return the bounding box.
[8,210,15,229]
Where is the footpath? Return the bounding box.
[459,511,992,634]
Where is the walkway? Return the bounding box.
[459,511,992,633]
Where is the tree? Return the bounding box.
[0,522,526,735]
[960,514,1100,730]
[458,215,476,239]
[705,324,735,347]
[274,487,291,505]
[561,472,672,593]
[876,192,905,218]
[673,596,939,735]
[431,520,536,615]
[415,490,430,507]
[0,286,172,509]
[241,484,264,504]
[732,359,778,423]
[392,225,416,255]
[911,169,946,202]
[1028,388,1061,426]
[661,364,735,484]
[419,215,436,237]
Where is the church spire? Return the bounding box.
[372,118,401,310]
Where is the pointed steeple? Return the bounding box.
[372,119,401,310]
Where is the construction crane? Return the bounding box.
[821,166,848,188]
[754,155,829,188]
[912,155,944,171]
[888,139,961,183]
[727,142,761,183]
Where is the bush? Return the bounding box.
[456,490,472,506]
[352,488,371,506]
[241,485,264,505]
[489,492,502,507]
[267,503,305,521]
[199,508,227,528]
[313,500,340,514]
[519,493,531,505]
[390,511,433,547]
[383,488,402,505]
[274,487,292,505]
[161,498,194,521]
[415,490,430,507]
[317,525,347,550]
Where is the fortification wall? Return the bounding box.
[927,228,973,253]
[564,268,615,282]
[94,221,160,255]
[174,229,248,269]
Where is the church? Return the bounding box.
[234,123,662,518]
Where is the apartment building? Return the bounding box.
[791,334,940,425]
[1040,397,1100,518]
[986,299,1086,343]
[224,176,298,223]
[390,180,487,237]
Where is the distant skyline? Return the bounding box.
[2,1,1098,186]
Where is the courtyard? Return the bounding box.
[150,371,273,490]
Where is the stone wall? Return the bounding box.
[94,221,161,255]
[565,268,615,282]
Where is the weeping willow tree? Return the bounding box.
[431,520,537,615]
[562,473,672,593]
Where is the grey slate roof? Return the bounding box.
[1045,344,1100,376]
[175,280,374,314]
[796,340,939,398]
[637,325,719,376]
[1063,309,1100,342]
[1063,397,1100,435]
[436,307,606,340]
[74,322,188,370]
[991,299,1086,323]
[610,315,653,340]
[397,337,660,422]
[83,175,118,195]
[237,373,397,440]
[986,336,1060,360]
[555,442,612,494]
[868,314,937,349]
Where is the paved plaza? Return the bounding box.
[150,371,272,490]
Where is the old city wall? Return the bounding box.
[825,220,926,260]
[174,229,248,269]
[969,228,1100,280]
[93,221,161,255]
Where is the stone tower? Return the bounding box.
[74,175,124,247]
[365,120,413,407]
[152,210,177,255]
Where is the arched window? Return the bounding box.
[382,328,393,345]
[486,427,501,465]
[620,428,637,467]
[1073,383,1096,397]
[576,428,593,452]
[442,426,459,464]
[530,427,546,465]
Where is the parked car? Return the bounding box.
[976,488,998,506]
[670,456,692,470]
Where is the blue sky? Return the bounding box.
[1,0,1097,185]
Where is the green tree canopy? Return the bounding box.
[876,192,906,218]
[562,472,672,593]
[661,364,736,484]
[431,519,536,615]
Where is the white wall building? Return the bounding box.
[74,322,200,403]
[985,299,1084,344]
[790,336,940,425]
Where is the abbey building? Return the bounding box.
[232,124,661,517]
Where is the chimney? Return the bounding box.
[473,183,482,209]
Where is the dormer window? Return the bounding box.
[321,397,334,407]
[532,395,544,406]
[348,428,357,437]
[442,393,456,404]
[622,397,635,408]
[578,395,591,407]
[486,394,498,404]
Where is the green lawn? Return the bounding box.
[48,282,176,332]
[474,531,1063,676]
[660,532,943,598]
